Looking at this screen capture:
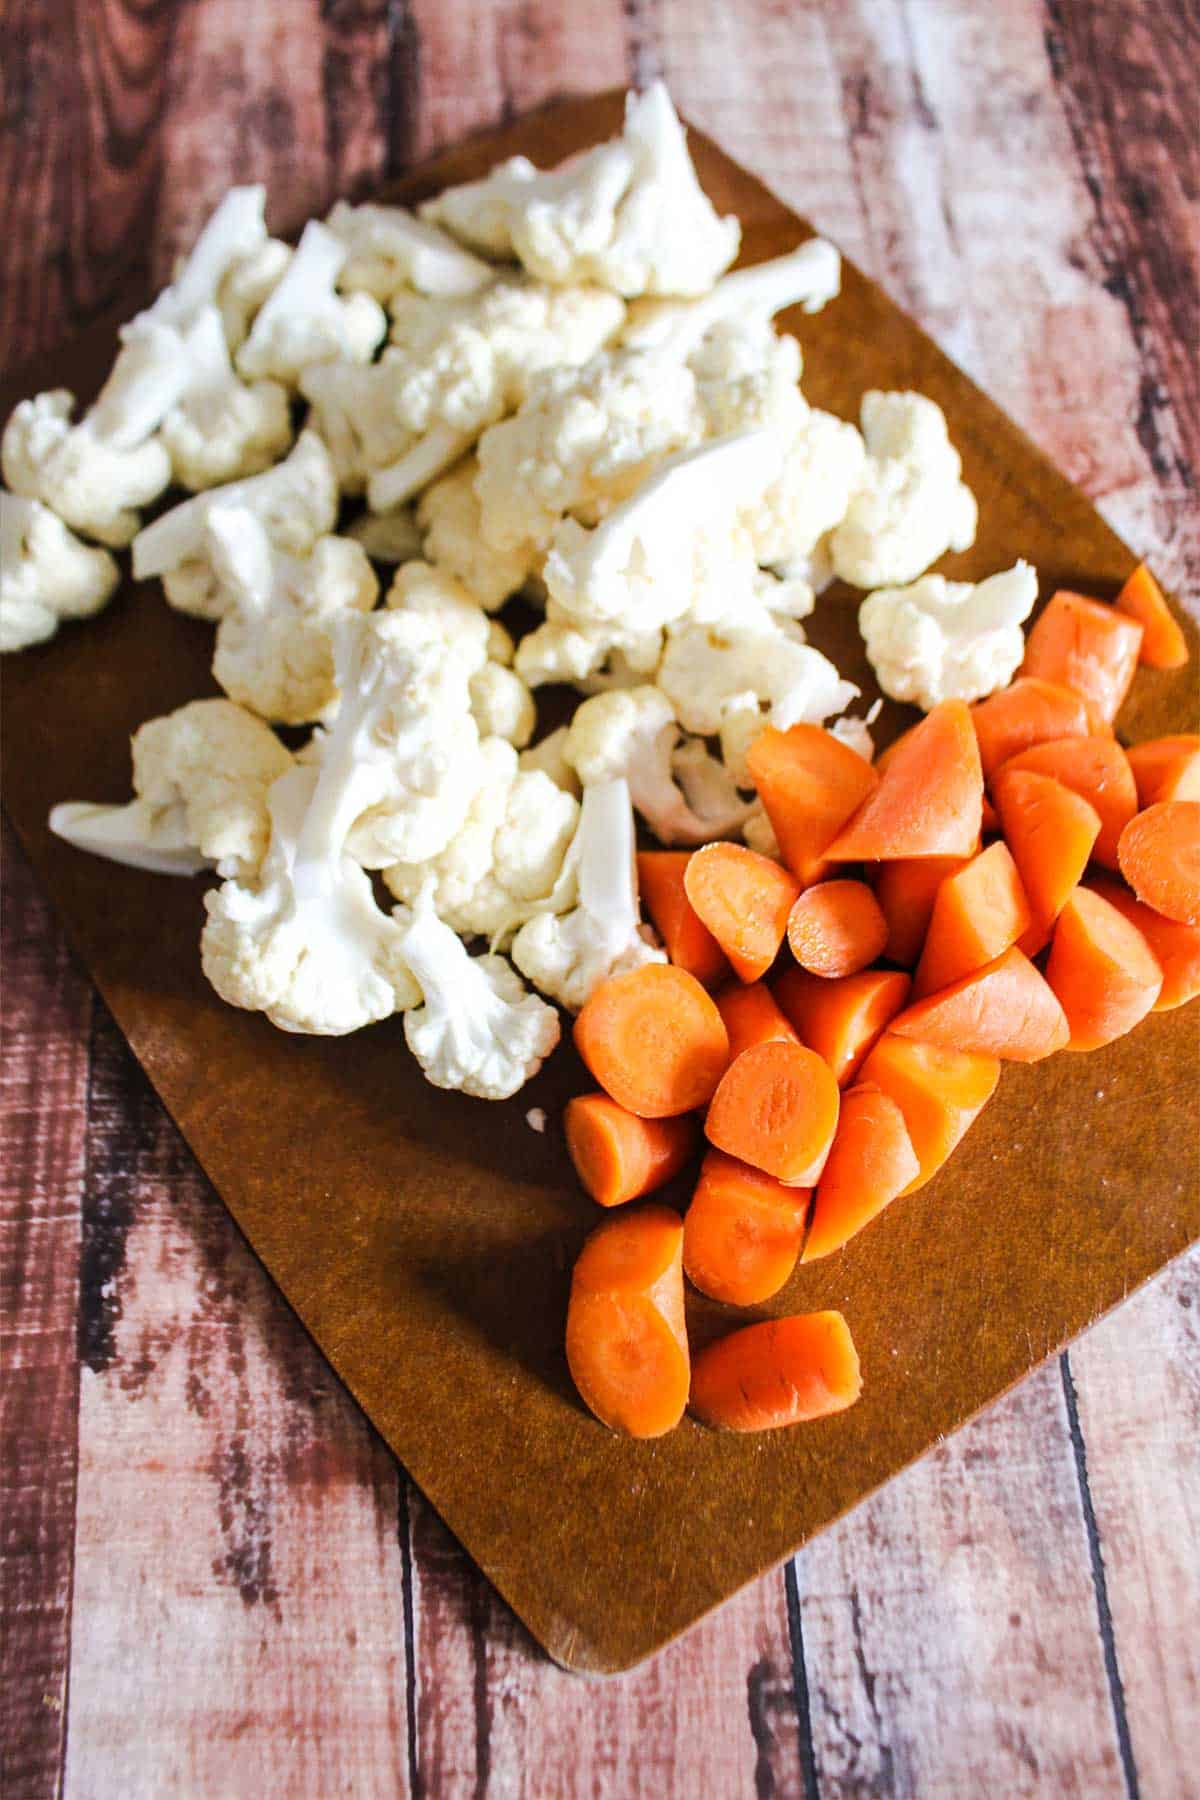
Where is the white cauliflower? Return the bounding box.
[830,390,978,589]
[235,221,387,385]
[298,359,421,496]
[469,661,536,747]
[742,804,782,861]
[0,492,119,652]
[2,388,171,547]
[49,698,293,878]
[383,558,490,673]
[745,406,867,571]
[218,238,292,350]
[346,506,423,565]
[622,238,843,356]
[511,777,664,1011]
[325,200,493,299]
[860,562,1039,711]
[395,882,560,1099]
[157,307,293,491]
[417,458,539,609]
[513,608,664,690]
[146,187,274,334]
[519,726,581,796]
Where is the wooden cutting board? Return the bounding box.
[3,91,1197,1675]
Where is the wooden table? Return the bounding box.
[3,2,1197,1793]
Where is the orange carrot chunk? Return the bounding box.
[565,1205,689,1438]
[716,982,800,1061]
[1115,563,1189,670]
[746,724,879,886]
[826,700,983,862]
[1117,801,1200,926]
[1086,875,1200,1012]
[1021,589,1143,728]
[786,880,888,979]
[565,1094,698,1209]
[1126,736,1200,808]
[637,851,729,987]
[872,856,972,967]
[980,794,1001,837]
[996,736,1137,869]
[684,843,801,983]
[858,1033,1001,1193]
[682,1150,809,1305]
[891,945,1069,1062]
[1045,887,1163,1051]
[689,1312,862,1432]
[773,967,912,1086]
[913,841,1032,999]
[970,677,1091,780]
[705,1041,841,1185]
[574,964,730,1119]
[991,767,1101,937]
[802,1084,921,1262]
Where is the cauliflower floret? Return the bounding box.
[513,607,664,690]
[860,562,1039,711]
[831,390,978,589]
[469,661,536,747]
[511,777,664,1011]
[49,698,293,879]
[742,804,782,861]
[158,307,293,491]
[325,200,493,300]
[417,458,539,609]
[395,882,560,1099]
[622,238,843,355]
[746,407,868,570]
[0,492,119,652]
[235,222,387,386]
[346,506,423,565]
[147,187,274,334]
[218,238,292,350]
[2,389,171,547]
[519,726,581,796]
[298,359,420,496]
[383,559,490,672]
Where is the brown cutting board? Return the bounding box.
[3,91,1197,1674]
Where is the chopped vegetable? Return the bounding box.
[858,1034,1000,1192]
[996,735,1137,870]
[1114,563,1188,670]
[858,562,1037,711]
[682,1149,809,1304]
[774,967,912,1086]
[1045,887,1163,1051]
[715,982,801,1060]
[574,962,730,1118]
[1126,735,1200,808]
[991,767,1100,941]
[746,722,879,886]
[689,1312,862,1432]
[890,946,1069,1062]
[913,842,1031,998]
[826,700,983,862]
[684,843,802,982]
[1117,801,1200,926]
[636,851,729,986]
[565,1094,697,1207]
[1020,588,1143,728]
[872,856,972,967]
[802,1085,920,1261]
[829,390,977,590]
[1087,875,1200,1012]
[786,879,889,979]
[705,1040,840,1184]
[970,676,1091,780]
[565,1205,690,1438]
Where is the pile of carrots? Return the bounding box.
[561,565,1198,1441]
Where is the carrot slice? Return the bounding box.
[565,1094,698,1208]
[1117,801,1200,925]
[574,964,730,1119]
[689,1312,862,1432]
[802,1084,921,1262]
[913,842,1032,999]
[773,966,912,1086]
[705,1041,840,1185]
[786,880,888,979]
[1126,736,1200,808]
[891,945,1068,1062]
[872,856,972,967]
[996,736,1137,869]
[1087,875,1200,1012]
[991,767,1101,937]
[746,723,879,886]
[684,843,801,983]
[682,1150,809,1305]
[716,982,800,1061]
[566,1205,689,1438]
[1115,563,1188,670]
[1044,887,1163,1051]
[1021,589,1143,728]
[637,851,729,986]
[970,677,1091,780]
[858,1033,1001,1193]
[826,700,983,862]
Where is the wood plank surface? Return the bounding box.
[1,0,1197,1793]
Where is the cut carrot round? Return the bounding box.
[683,1150,809,1305]
[1115,563,1189,670]
[1117,801,1200,926]
[802,1084,920,1262]
[774,966,912,1086]
[1087,875,1200,1012]
[566,1205,689,1438]
[705,1041,841,1185]
[684,843,801,983]
[565,1094,698,1208]
[891,945,1068,1062]
[745,723,879,886]
[1126,736,1200,808]
[872,856,972,967]
[690,1312,862,1432]
[1021,589,1143,728]
[970,677,1091,780]
[996,736,1137,869]
[858,1033,1001,1193]
[786,880,888,979]
[826,700,983,862]
[637,851,729,986]
[1045,887,1163,1051]
[716,982,800,1061]
[991,767,1100,935]
[574,963,730,1118]
[913,842,1031,999]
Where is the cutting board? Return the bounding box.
[3,91,1197,1674]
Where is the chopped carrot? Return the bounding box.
[565,1205,689,1438]
[565,1094,698,1208]
[802,1084,921,1262]
[716,982,800,1061]
[970,677,1091,780]
[745,723,879,886]
[773,967,912,1086]
[996,736,1137,869]
[826,700,983,862]
[574,964,730,1119]
[991,767,1100,939]
[637,851,729,986]
[705,1040,840,1185]
[786,880,888,979]
[891,945,1068,1062]
[682,1150,809,1305]
[684,843,801,983]
[1117,801,1200,926]
[913,842,1031,999]
[1115,563,1189,670]
[1126,736,1200,808]
[1087,875,1200,1012]
[980,794,1000,837]
[858,1033,1001,1193]
[689,1312,861,1432]
[1021,589,1143,728]
[1045,887,1163,1051]
[872,856,972,966]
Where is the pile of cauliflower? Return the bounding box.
[0,84,1039,1101]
